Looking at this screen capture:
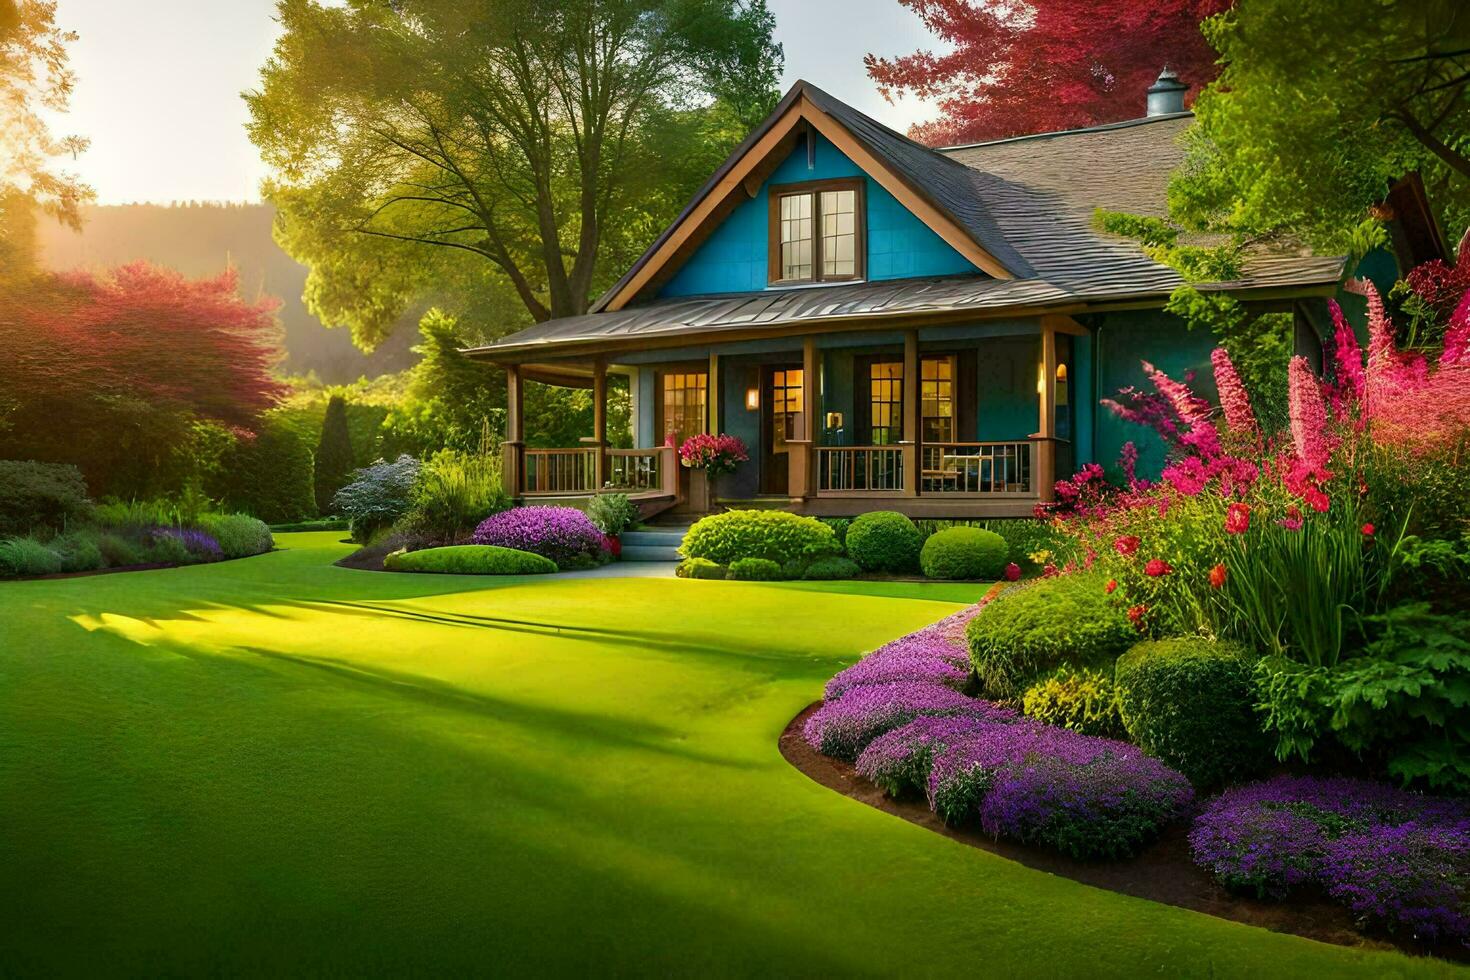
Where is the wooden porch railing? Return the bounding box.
[920,441,1033,495]
[509,445,678,498]
[817,445,908,493]
[522,448,598,495]
[605,448,663,493]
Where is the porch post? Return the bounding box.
[902,329,920,496]
[707,353,721,435]
[591,358,608,489]
[787,337,818,499]
[1033,321,1058,502]
[504,362,525,496]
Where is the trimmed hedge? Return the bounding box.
[676,557,727,580]
[1021,665,1124,739]
[196,514,274,559]
[966,574,1134,698]
[1115,637,1270,788]
[801,555,862,580]
[920,526,1008,580]
[384,544,556,575]
[728,557,783,581]
[680,510,837,565]
[846,511,921,573]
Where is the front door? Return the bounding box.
[760,364,803,495]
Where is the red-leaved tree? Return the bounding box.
[866,0,1230,146]
[0,262,287,496]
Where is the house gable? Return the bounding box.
[658,131,983,299]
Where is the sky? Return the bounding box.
[48,0,945,205]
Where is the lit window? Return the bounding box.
[661,372,707,446]
[821,189,856,278]
[921,356,954,443]
[869,361,902,444]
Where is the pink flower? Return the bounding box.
[1327,301,1366,415]
[1003,562,1021,581]
[1162,456,1208,496]
[1144,558,1172,577]
[1144,361,1221,458]
[1208,563,1227,589]
[1042,563,1059,578]
[1211,347,1258,437]
[1113,535,1140,556]
[1224,502,1251,535]
[1279,505,1304,531]
[1288,355,1333,475]
[1104,578,1118,594]
[1302,483,1330,513]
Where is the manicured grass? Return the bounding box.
[0,533,1448,976]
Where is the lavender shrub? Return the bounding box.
[802,681,1003,762]
[152,527,223,562]
[1191,775,1470,942]
[472,506,606,568]
[824,599,988,699]
[855,713,1016,797]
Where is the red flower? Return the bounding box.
[1302,483,1331,513]
[1004,562,1022,581]
[1279,505,1304,531]
[1104,578,1118,594]
[1209,563,1227,589]
[1224,502,1251,534]
[1361,523,1376,537]
[1042,563,1059,578]
[1113,535,1140,556]
[1127,605,1148,631]
[1144,558,1172,577]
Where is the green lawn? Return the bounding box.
[0,532,1454,977]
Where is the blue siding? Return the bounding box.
[658,132,980,298]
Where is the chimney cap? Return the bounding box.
[1146,66,1188,117]
[1147,66,1188,95]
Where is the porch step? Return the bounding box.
[620,528,687,562]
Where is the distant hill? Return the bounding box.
[38,203,420,383]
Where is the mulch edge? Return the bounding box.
[4,549,279,583]
[779,701,1464,962]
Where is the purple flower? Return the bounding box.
[802,681,1004,762]
[153,526,223,561]
[472,506,604,568]
[856,712,1016,798]
[1191,775,1470,941]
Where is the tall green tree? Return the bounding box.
[245,0,782,349]
[313,394,355,514]
[0,0,92,277]
[1171,0,1470,253]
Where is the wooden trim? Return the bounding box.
[766,176,866,286]
[506,363,524,443]
[707,353,721,435]
[902,329,920,497]
[1038,324,1057,439]
[601,96,1014,312]
[1040,313,1090,337]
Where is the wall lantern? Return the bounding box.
[745,387,760,411]
[825,411,844,430]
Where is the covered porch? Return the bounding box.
[495,315,1088,519]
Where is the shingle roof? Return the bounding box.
[473,83,1345,359]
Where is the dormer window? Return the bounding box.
[768,179,864,285]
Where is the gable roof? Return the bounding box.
[472,84,1346,359]
[591,80,1020,313]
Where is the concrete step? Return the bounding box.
[620,544,683,562]
[621,529,687,548]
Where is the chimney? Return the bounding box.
[1146,67,1188,117]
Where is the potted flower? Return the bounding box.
[677,433,748,511]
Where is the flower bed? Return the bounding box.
[1191,776,1470,942]
[471,505,607,569]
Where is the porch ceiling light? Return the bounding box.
[745,387,760,410]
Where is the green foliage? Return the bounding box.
[211,411,317,524]
[333,455,421,544]
[818,517,851,546]
[966,575,1134,698]
[920,526,1008,580]
[0,460,91,536]
[1169,0,1470,253]
[801,556,863,581]
[384,544,556,576]
[675,557,727,580]
[845,511,921,573]
[195,514,274,559]
[313,395,354,515]
[0,536,62,577]
[399,450,508,547]
[1021,665,1124,739]
[727,557,783,581]
[269,518,349,533]
[680,509,838,565]
[50,529,105,573]
[978,518,1075,571]
[1116,637,1269,788]
[587,493,639,537]
[1254,604,1470,792]
[95,532,145,567]
[92,498,181,530]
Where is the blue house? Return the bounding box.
[468,76,1347,518]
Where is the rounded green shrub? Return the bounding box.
[383,544,556,575]
[1021,665,1124,738]
[0,536,63,577]
[587,493,639,537]
[966,574,1134,698]
[845,511,921,573]
[96,532,145,567]
[801,556,862,580]
[1115,637,1270,788]
[728,557,783,581]
[679,510,837,565]
[195,514,274,559]
[51,530,105,573]
[676,557,726,580]
[920,526,1008,580]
